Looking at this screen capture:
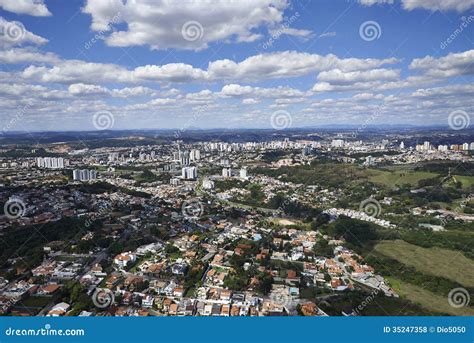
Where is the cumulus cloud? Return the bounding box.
[19,51,400,85]
[82,0,290,50]
[409,49,474,78]
[207,51,399,81]
[68,83,110,97]
[359,0,474,12]
[0,0,51,16]
[220,84,308,99]
[0,17,48,47]
[0,48,58,64]
[317,68,400,85]
[401,0,474,12]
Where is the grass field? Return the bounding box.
[455,175,474,188]
[368,169,439,187]
[374,240,474,287]
[386,278,474,316]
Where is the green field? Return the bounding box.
[386,278,474,316]
[368,169,439,187]
[455,175,474,188]
[20,296,52,308]
[374,240,474,287]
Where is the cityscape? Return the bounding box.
[0,0,473,326]
[1,128,473,317]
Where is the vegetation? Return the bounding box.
[373,240,474,287]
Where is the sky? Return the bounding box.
[0,0,473,132]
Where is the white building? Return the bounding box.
[190,149,200,161]
[73,169,97,182]
[202,179,215,190]
[181,166,197,180]
[36,157,66,169]
[222,167,232,178]
[240,167,248,179]
[170,177,181,186]
[331,139,344,148]
[438,145,448,152]
[114,252,136,269]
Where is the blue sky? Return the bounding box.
[0,0,473,131]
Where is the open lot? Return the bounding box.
[368,169,439,187]
[386,278,474,316]
[374,240,474,287]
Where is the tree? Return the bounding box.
[333,217,378,245]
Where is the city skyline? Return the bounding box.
[0,0,473,132]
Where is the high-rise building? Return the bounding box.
[222,167,232,178]
[331,139,344,148]
[181,166,197,180]
[73,169,98,182]
[190,149,200,162]
[202,179,215,190]
[170,177,181,186]
[108,153,120,162]
[180,150,190,166]
[36,157,66,169]
[240,167,248,179]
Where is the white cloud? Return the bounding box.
[207,51,399,81]
[409,49,474,78]
[68,83,110,97]
[0,17,48,47]
[220,84,307,99]
[0,0,51,16]
[359,0,394,6]
[319,31,336,38]
[401,0,474,12]
[242,98,260,105]
[359,0,474,12]
[133,63,207,83]
[269,27,314,40]
[82,0,290,50]
[0,48,58,64]
[22,60,132,83]
[18,51,401,85]
[317,68,400,85]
